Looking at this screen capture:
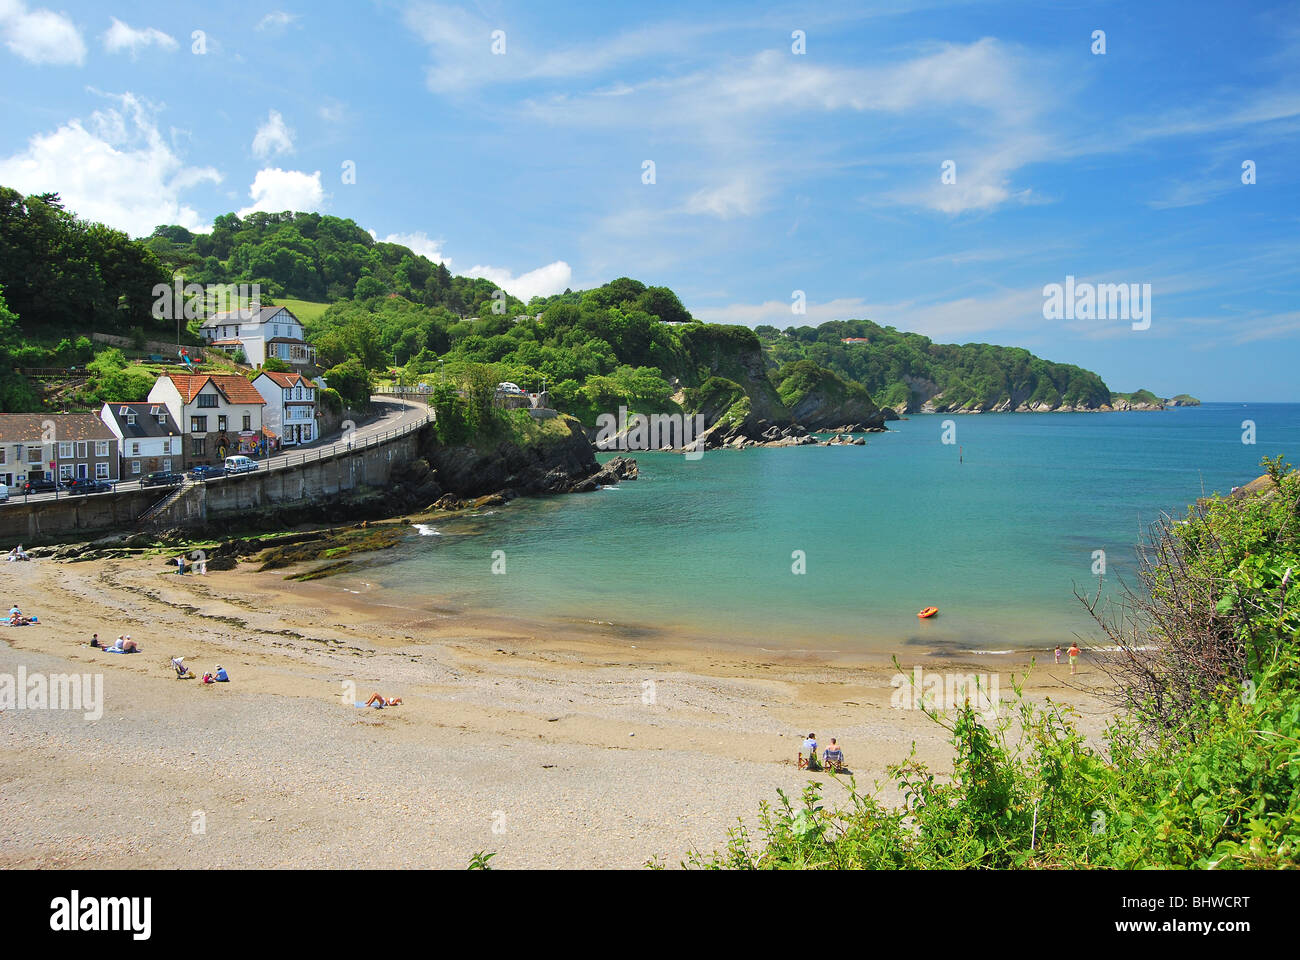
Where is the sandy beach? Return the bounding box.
[0,552,1115,869]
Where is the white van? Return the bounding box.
[223,455,259,475]
[0,483,8,503]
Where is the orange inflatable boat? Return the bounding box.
[917,606,939,619]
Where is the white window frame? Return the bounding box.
[131,460,142,475]
[59,463,73,480]
[131,441,140,456]
[59,442,73,459]
[96,440,109,457]
[162,458,172,472]
[76,441,88,459]
[95,462,109,479]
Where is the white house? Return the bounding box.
[99,402,184,478]
[199,305,316,368]
[148,374,268,467]
[252,370,318,446]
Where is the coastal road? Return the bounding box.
[4,396,433,507]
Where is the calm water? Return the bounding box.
[343,403,1300,654]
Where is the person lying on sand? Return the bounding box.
[357,693,402,708]
[171,657,193,678]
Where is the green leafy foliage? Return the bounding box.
[758,320,1112,411]
[0,188,169,338]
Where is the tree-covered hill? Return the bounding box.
[145,211,517,316]
[757,319,1113,413]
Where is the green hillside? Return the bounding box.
[758,319,1113,413]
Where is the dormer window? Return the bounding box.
[126,413,136,425]
[158,413,167,425]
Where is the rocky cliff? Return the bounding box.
[400,414,636,507]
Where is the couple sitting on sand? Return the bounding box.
[91,634,139,652]
[7,546,29,562]
[800,733,847,772]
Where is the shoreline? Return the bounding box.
[0,554,1115,868]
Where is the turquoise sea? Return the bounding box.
[344,403,1300,655]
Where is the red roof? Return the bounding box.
[257,371,311,388]
[165,374,266,405]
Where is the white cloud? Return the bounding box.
[464,261,572,302]
[683,179,763,219]
[380,230,449,265]
[237,168,324,217]
[252,110,294,159]
[256,11,299,32]
[101,17,177,58]
[0,91,219,236]
[0,0,86,66]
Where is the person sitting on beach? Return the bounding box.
[202,672,215,684]
[214,665,229,682]
[8,605,19,619]
[823,738,845,770]
[171,657,193,678]
[801,732,821,770]
[106,635,140,653]
[90,633,100,648]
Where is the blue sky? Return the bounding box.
[0,0,1297,401]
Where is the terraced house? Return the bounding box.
[0,413,119,487]
[148,373,267,468]
[99,402,184,479]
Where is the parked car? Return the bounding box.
[0,483,8,502]
[189,464,225,481]
[223,455,260,475]
[140,471,185,488]
[22,476,58,494]
[67,478,114,496]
